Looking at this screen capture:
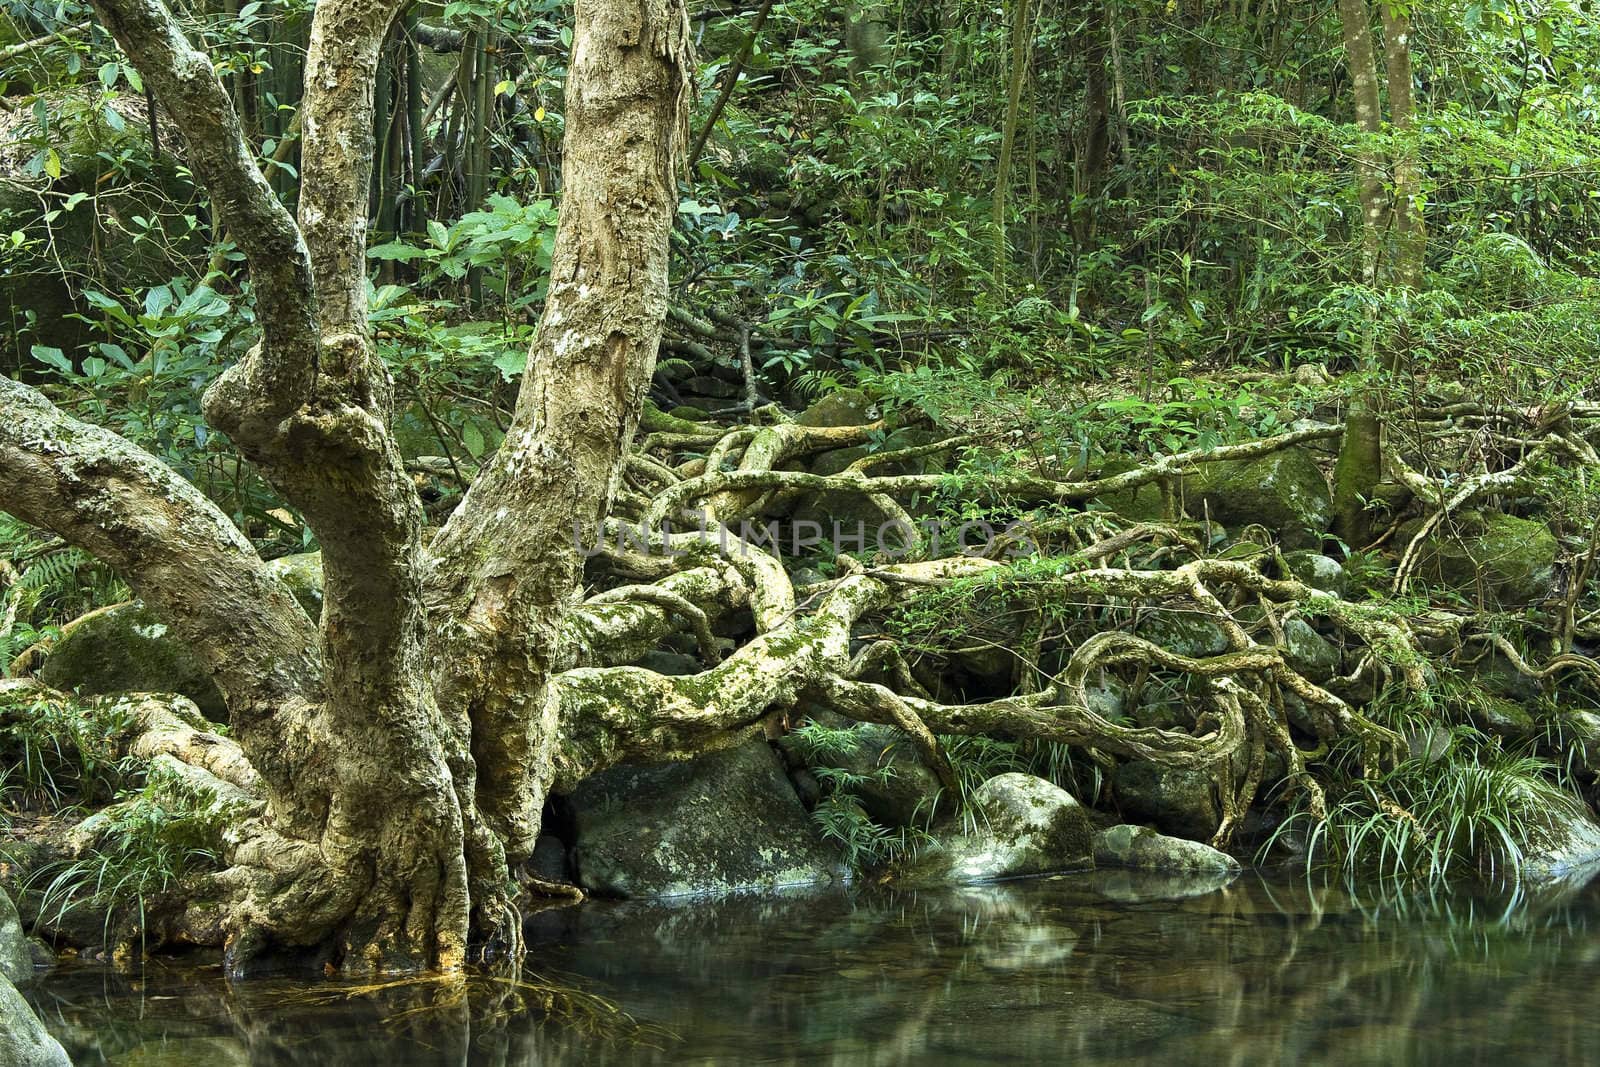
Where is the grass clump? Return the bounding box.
[28,758,239,945]
[1265,723,1586,888]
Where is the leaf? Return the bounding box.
[368,241,429,262]
[44,149,61,180]
[144,285,173,319]
[30,345,73,375]
[461,422,486,459]
[492,349,527,381]
[97,343,134,369]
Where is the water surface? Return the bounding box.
[28,868,1600,1064]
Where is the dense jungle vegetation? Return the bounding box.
[2,0,1600,998]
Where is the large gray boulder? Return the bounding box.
[0,976,71,1067]
[38,603,225,720]
[570,737,841,898]
[901,773,1093,885]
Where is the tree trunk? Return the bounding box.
[7,0,691,975]
[1331,0,1389,551]
[992,0,1035,296]
[1380,2,1424,293]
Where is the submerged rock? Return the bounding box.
[37,603,225,721]
[1093,824,1239,873]
[901,773,1093,885]
[0,975,71,1067]
[1080,867,1240,903]
[569,737,840,898]
[1180,446,1331,549]
[1398,511,1557,608]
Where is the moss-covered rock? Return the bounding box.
[38,603,225,721]
[569,736,840,898]
[1113,761,1219,842]
[1180,446,1331,549]
[1133,613,1228,659]
[1518,796,1600,882]
[900,773,1094,885]
[0,890,31,987]
[1093,823,1239,873]
[1465,694,1541,744]
[1398,511,1557,608]
[264,551,323,618]
[795,388,876,427]
[1282,551,1347,597]
[1091,457,1168,522]
[1282,618,1339,683]
[778,721,945,828]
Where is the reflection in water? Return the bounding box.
[27,868,1600,1065]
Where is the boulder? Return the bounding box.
[901,773,1093,885]
[1133,613,1228,659]
[1180,446,1331,549]
[1397,511,1557,608]
[1519,797,1600,882]
[1282,551,1347,597]
[1091,457,1167,523]
[794,388,876,427]
[1113,761,1220,842]
[1464,694,1541,745]
[0,890,31,986]
[38,603,225,721]
[0,975,71,1067]
[1093,824,1238,873]
[569,737,840,898]
[1281,618,1339,683]
[263,552,324,618]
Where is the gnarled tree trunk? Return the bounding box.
[0,0,692,975]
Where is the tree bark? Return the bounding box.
[426,0,693,863]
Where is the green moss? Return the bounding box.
[1398,511,1557,608]
[1182,445,1331,549]
[37,603,226,721]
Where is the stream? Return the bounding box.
[25,867,1600,1064]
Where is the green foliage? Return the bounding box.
[1266,730,1582,888]
[27,760,238,945]
[368,194,559,314]
[0,689,139,810]
[810,794,930,872]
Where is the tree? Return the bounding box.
[1,0,697,974]
[1330,0,1425,548]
